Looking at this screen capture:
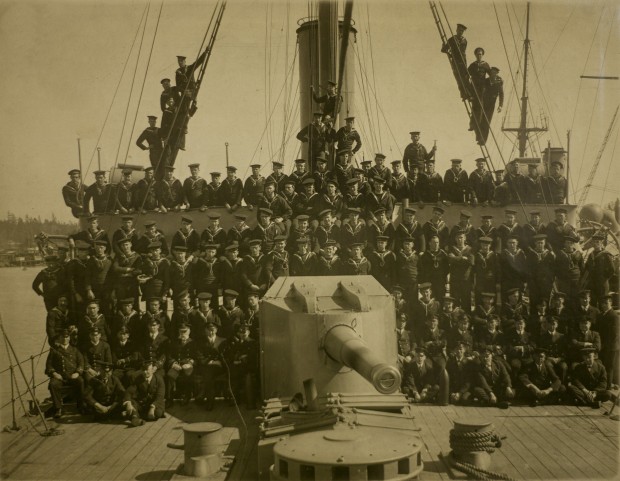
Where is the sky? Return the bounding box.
[0,0,618,222]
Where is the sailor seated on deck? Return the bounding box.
[84,360,126,421]
[123,359,166,426]
[568,347,614,409]
[471,347,515,408]
[402,347,441,404]
[45,330,86,418]
[517,347,566,407]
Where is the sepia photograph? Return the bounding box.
[0,0,618,480]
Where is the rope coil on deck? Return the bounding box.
[449,426,515,481]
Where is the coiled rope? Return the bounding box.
[448,427,516,481]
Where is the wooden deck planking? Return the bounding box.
[500,406,572,480]
[509,407,585,480]
[2,403,620,481]
[526,404,615,478]
[414,405,451,481]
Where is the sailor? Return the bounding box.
[193,243,221,306]
[315,179,341,219]
[364,176,396,221]
[518,347,565,406]
[46,330,85,418]
[449,209,475,247]
[240,239,270,298]
[334,116,362,156]
[446,341,473,404]
[311,80,342,119]
[422,159,443,203]
[189,290,220,337]
[114,169,136,213]
[473,237,500,305]
[84,359,125,421]
[84,240,113,316]
[137,316,168,372]
[569,347,613,408]
[443,159,469,203]
[546,207,576,253]
[402,131,436,173]
[332,149,354,191]
[160,78,180,112]
[299,177,322,220]
[499,236,528,296]
[265,235,290,282]
[394,237,420,296]
[553,233,583,302]
[584,232,616,306]
[410,283,440,340]
[112,238,143,309]
[313,209,341,252]
[289,159,311,193]
[62,169,85,218]
[46,295,71,347]
[205,171,222,206]
[112,216,140,257]
[123,359,166,426]
[257,180,293,228]
[251,207,282,254]
[447,229,475,313]
[200,214,227,251]
[441,23,469,100]
[419,235,449,300]
[135,167,160,213]
[243,164,265,209]
[340,208,367,255]
[522,163,544,204]
[219,165,244,212]
[183,163,208,210]
[360,159,372,179]
[367,207,395,252]
[536,316,568,384]
[83,170,114,214]
[265,161,290,194]
[405,162,425,202]
[471,347,514,407]
[70,212,111,251]
[422,205,450,248]
[479,66,504,145]
[220,321,260,409]
[499,288,529,333]
[227,214,252,255]
[135,220,169,256]
[504,317,535,382]
[468,158,494,205]
[138,241,170,301]
[289,237,317,276]
[420,314,448,370]
[342,242,371,275]
[467,47,491,137]
[168,247,193,313]
[471,294,499,335]
[315,239,342,276]
[542,160,567,204]
[497,208,524,251]
[521,210,546,249]
[312,152,332,193]
[165,323,197,406]
[368,153,392,185]
[296,112,329,171]
[503,160,527,204]
[402,347,441,403]
[111,297,141,341]
[110,327,140,387]
[388,160,408,202]
[66,240,90,321]
[78,299,110,350]
[195,320,225,410]
[598,293,620,388]
[368,235,396,291]
[155,165,185,212]
[175,49,209,95]
[136,115,165,180]
[82,326,113,384]
[32,255,66,312]
[216,290,245,340]
[526,234,556,308]
[171,216,201,256]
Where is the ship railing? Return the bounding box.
[0,348,50,432]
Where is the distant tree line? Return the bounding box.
[0,213,78,248]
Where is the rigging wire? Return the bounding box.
[542,6,575,69]
[365,1,382,150]
[575,9,614,202]
[82,4,149,178]
[599,122,619,205]
[571,5,607,202]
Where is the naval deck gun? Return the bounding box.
[259,276,401,400]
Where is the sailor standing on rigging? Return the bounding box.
[311,80,342,119]
[441,23,469,101]
[467,47,491,141]
[479,67,504,145]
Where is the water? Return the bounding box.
[0,267,48,426]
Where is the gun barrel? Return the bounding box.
[323,325,401,395]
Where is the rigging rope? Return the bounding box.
[571,5,607,201]
[599,121,619,205]
[365,2,383,151]
[82,4,149,179]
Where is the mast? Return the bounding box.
[502,2,546,156]
[518,2,531,157]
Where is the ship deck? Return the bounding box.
[1,400,618,481]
